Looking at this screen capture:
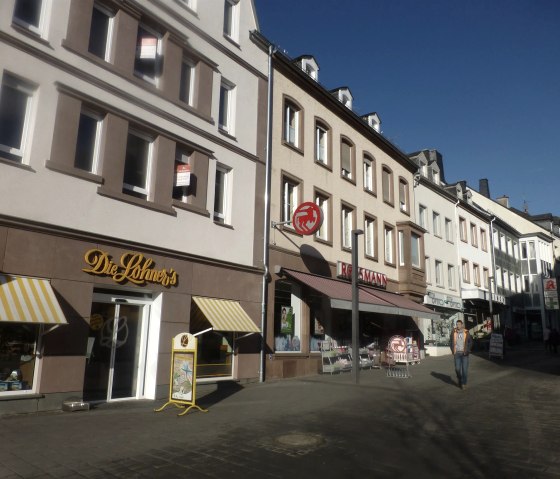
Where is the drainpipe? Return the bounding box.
[488,215,496,329]
[260,44,275,383]
[453,199,463,324]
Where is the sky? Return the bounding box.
[253,0,560,215]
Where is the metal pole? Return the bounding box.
[351,229,363,384]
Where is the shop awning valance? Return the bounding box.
[282,269,442,321]
[192,296,260,333]
[0,274,67,324]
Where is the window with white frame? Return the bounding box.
[88,3,114,61]
[123,129,152,199]
[384,225,394,264]
[513,241,518,259]
[282,177,298,223]
[223,0,239,41]
[363,156,374,192]
[74,108,103,173]
[364,215,376,258]
[382,166,393,204]
[418,204,427,230]
[432,211,441,237]
[179,58,195,106]
[214,164,231,223]
[219,80,235,135]
[459,217,467,241]
[461,259,470,283]
[172,145,191,202]
[435,260,443,286]
[506,237,512,256]
[284,101,299,147]
[483,267,490,289]
[411,233,421,268]
[473,263,480,286]
[341,206,353,249]
[521,241,527,259]
[481,228,488,251]
[13,0,46,34]
[134,24,162,83]
[500,233,506,252]
[314,193,329,241]
[274,281,302,353]
[445,218,453,242]
[425,256,431,283]
[315,122,327,164]
[398,230,405,266]
[496,267,502,288]
[398,179,409,213]
[471,223,478,247]
[340,139,353,179]
[448,264,455,289]
[0,73,35,163]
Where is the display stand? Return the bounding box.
[155,333,208,416]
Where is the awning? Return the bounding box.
[192,296,261,333]
[282,269,442,321]
[0,274,67,324]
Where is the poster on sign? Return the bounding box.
[489,333,504,359]
[175,164,191,187]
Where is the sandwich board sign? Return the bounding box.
[488,333,504,359]
[155,333,208,416]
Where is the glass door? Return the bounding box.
[83,300,148,402]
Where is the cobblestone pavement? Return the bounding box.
[1,348,559,479]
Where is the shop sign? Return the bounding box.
[388,335,406,353]
[424,290,462,310]
[82,249,178,287]
[543,278,559,310]
[175,164,191,187]
[292,202,323,235]
[336,261,387,289]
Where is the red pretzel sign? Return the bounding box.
[292,202,324,236]
[388,335,406,353]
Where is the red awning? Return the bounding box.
[282,269,441,321]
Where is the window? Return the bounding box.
[435,260,443,286]
[384,224,394,264]
[462,260,470,283]
[459,217,467,241]
[314,192,329,241]
[411,233,421,268]
[521,242,528,259]
[274,281,302,353]
[432,212,441,237]
[398,231,405,266]
[340,138,353,180]
[513,241,518,259]
[495,267,502,288]
[418,204,427,230]
[223,0,239,41]
[506,237,512,256]
[398,179,409,213]
[363,156,374,192]
[134,24,162,83]
[523,275,530,293]
[425,256,431,283]
[314,122,328,165]
[284,101,300,147]
[382,166,393,204]
[528,241,536,259]
[88,3,113,61]
[0,322,39,395]
[480,228,488,251]
[282,177,299,223]
[483,267,490,289]
[448,264,455,289]
[219,80,235,135]
[341,206,353,249]
[179,0,196,10]
[500,233,506,252]
[179,59,195,106]
[364,215,376,258]
[445,218,453,242]
[214,164,230,223]
[74,108,103,173]
[123,129,152,199]
[172,145,191,202]
[0,74,35,163]
[471,223,478,247]
[473,263,480,286]
[13,0,45,34]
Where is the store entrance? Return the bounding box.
[83,298,149,402]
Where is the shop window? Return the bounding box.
[219,79,236,135]
[309,291,325,352]
[88,3,114,61]
[134,24,162,83]
[411,233,421,268]
[74,108,103,173]
[13,0,46,34]
[0,323,39,394]
[123,128,153,199]
[196,331,234,378]
[381,165,393,205]
[172,145,192,202]
[0,73,35,163]
[315,121,328,165]
[213,164,231,224]
[274,281,302,353]
[363,155,375,192]
[364,215,376,259]
[179,58,196,106]
[340,137,354,180]
[223,0,239,41]
[314,192,329,241]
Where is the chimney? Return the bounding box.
[496,195,510,208]
[479,179,490,198]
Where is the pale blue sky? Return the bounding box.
[254,0,560,215]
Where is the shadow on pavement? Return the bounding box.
[197,381,245,408]
[430,371,456,385]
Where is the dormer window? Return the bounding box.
[362,112,381,132]
[295,56,319,81]
[331,88,353,110]
[428,164,440,185]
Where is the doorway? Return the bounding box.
[83,296,150,402]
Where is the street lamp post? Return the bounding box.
[351,229,364,384]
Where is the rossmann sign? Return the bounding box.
[336,261,387,290]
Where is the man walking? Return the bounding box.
[450,319,473,389]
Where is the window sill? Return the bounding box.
[364,188,377,198]
[340,174,356,186]
[399,209,411,217]
[314,159,332,171]
[0,156,35,172]
[341,246,352,253]
[172,200,210,217]
[173,0,199,17]
[11,22,52,48]
[383,200,395,208]
[384,261,397,269]
[313,236,333,247]
[214,220,234,229]
[97,187,177,216]
[282,140,304,156]
[45,160,103,184]
[218,128,237,141]
[223,34,241,49]
[280,226,303,238]
[365,254,378,262]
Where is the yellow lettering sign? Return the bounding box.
[82,249,178,287]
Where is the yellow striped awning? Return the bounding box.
[0,274,67,325]
[192,296,260,333]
